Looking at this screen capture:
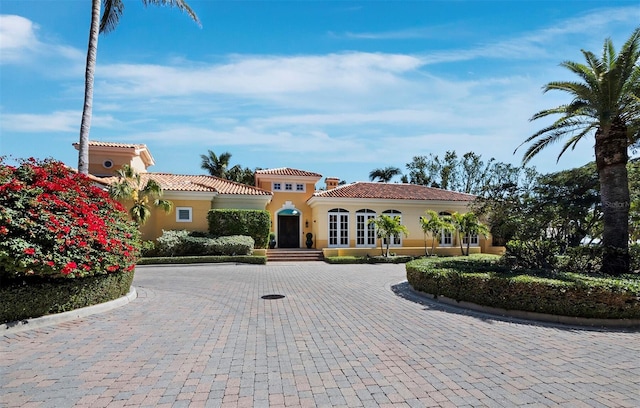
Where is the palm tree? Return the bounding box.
[516,28,640,275]
[108,165,173,225]
[78,0,200,174]
[200,150,233,178]
[420,210,453,256]
[369,166,402,183]
[450,212,489,256]
[368,214,409,257]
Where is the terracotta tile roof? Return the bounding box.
[73,141,148,149]
[92,173,272,195]
[313,182,476,201]
[255,167,323,178]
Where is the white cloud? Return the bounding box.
[0,14,83,71]
[0,110,79,132]
[97,52,423,98]
[0,110,119,133]
[0,15,39,63]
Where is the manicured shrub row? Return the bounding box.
[325,256,414,264]
[148,230,254,257]
[137,255,266,265]
[406,256,640,319]
[207,209,270,249]
[0,158,140,281]
[1,271,134,324]
[505,241,640,274]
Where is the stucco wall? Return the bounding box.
[265,184,317,247]
[308,200,490,251]
[139,197,213,241]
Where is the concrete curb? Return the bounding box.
[1,286,137,335]
[400,281,640,329]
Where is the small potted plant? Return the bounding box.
[305,232,313,249]
[269,232,276,249]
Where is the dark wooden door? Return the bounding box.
[278,216,300,248]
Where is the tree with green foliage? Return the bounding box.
[369,166,402,183]
[368,215,409,257]
[472,164,539,246]
[516,28,640,275]
[201,150,257,185]
[530,163,602,249]
[405,151,496,194]
[450,212,489,256]
[108,165,173,225]
[226,165,257,186]
[420,210,453,256]
[78,0,200,174]
[201,150,233,178]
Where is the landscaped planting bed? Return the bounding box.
[406,255,640,320]
[0,159,140,324]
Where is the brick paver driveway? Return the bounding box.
[2,263,639,407]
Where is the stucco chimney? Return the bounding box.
[325,177,340,190]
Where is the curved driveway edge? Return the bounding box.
[1,286,137,335]
[400,282,640,329]
[2,263,639,408]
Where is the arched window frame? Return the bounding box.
[328,208,349,247]
[382,209,402,247]
[356,209,377,247]
[439,211,453,247]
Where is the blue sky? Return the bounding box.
[1,1,639,184]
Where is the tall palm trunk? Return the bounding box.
[78,0,101,175]
[595,119,630,275]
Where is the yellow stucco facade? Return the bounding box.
[82,141,504,256]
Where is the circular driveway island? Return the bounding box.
[2,262,638,407]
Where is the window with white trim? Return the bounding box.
[382,209,402,246]
[273,183,282,191]
[439,212,452,246]
[285,183,293,191]
[328,208,349,247]
[462,234,479,246]
[176,207,192,222]
[296,183,305,191]
[356,209,376,246]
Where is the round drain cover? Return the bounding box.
[261,294,285,300]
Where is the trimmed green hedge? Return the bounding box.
[137,255,266,265]
[151,231,254,257]
[326,255,414,264]
[1,271,134,324]
[208,209,270,248]
[406,256,640,319]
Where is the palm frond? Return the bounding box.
[143,0,201,26]
[154,199,174,214]
[108,181,133,200]
[99,0,124,34]
[130,203,152,225]
[142,178,164,197]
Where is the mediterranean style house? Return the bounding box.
[77,141,504,257]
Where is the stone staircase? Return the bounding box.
[267,248,324,262]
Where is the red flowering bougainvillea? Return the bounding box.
[0,158,140,280]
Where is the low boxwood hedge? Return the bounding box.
[406,255,640,320]
[1,271,134,324]
[149,231,255,257]
[137,255,267,265]
[325,255,414,264]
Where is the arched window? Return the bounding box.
[382,209,402,246]
[439,211,453,247]
[356,209,376,247]
[328,208,349,247]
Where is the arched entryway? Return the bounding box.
[277,209,300,248]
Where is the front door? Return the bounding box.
[278,215,300,248]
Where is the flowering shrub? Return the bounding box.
[0,158,140,280]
